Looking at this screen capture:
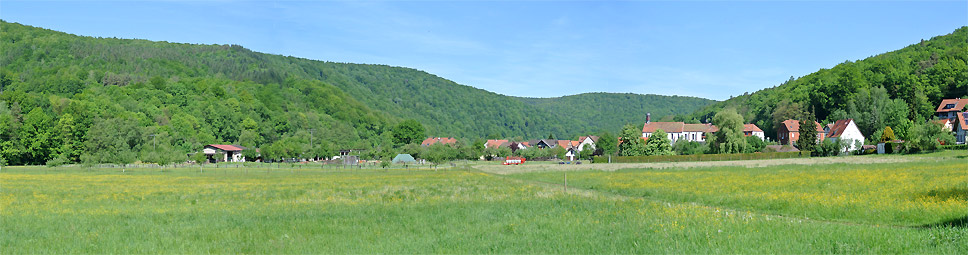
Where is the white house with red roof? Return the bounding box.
[954,112,968,144]
[203,144,246,163]
[824,119,864,152]
[577,135,599,151]
[641,115,717,144]
[743,124,765,140]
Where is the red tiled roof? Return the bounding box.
[421,137,457,146]
[935,98,968,113]
[485,139,508,149]
[557,140,574,148]
[781,119,824,132]
[825,119,853,138]
[958,112,968,131]
[743,124,763,132]
[642,122,684,133]
[207,144,245,151]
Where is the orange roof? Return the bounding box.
[485,139,508,148]
[578,135,600,143]
[935,98,968,113]
[421,137,457,146]
[642,122,684,133]
[743,124,763,132]
[825,119,853,138]
[556,140,575,148]
[781,119,824,132]
[958,112,968,131]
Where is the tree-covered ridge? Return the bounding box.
[518,93,715,134]
[688,26,968,140]
[0,20,715,165]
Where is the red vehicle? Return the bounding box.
[503,156,526,165]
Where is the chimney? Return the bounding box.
[646,113,651,124]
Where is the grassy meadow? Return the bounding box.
[1,152,967,253]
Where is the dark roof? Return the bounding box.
[207,144,245,151]
[935,98,968,113]
[825,119,853,138]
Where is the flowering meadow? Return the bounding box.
[514,157,968,227]
[1,158,966,253]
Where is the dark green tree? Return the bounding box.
[391,119,425,146]
[643,129,674,156]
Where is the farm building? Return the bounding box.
[203,144,246,163]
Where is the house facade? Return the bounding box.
[935,98,968,144]
[956,112,968,144]
[743,124,765,140]
[203,144,246,163]
[825,119,865,152]
[778,120,826,146]
[935,98,968,119]
[577,135,599,151]
[642,121,717,144]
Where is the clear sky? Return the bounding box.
[2,1,966,100]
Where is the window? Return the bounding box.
[944,103,956,109]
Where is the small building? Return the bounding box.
[203,144,246,163]
[392,154,416,164]
[484,139,509,149]
[825,119,865,152]
[743,124,765,140]
[778,119,826,146]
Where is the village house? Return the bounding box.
[825,119,865,152]
[641,113,717,144]
[420,137,457,147]
[577,135,599,151]
[203,144,246,163]
[955,112,968,144]
[743,124,765,140]
[777,120,826,146]
[935,98,968,119]
[934,98,968,144]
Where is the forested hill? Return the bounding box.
[0,21,714,165]
[687,26,968,140]
[518,93,714,133]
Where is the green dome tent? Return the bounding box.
[392,154,416,164]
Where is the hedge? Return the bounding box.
[939,144,968,150]
[592,151,808,164]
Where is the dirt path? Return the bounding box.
[473,155,919,175]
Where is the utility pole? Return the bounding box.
[149,134,157,151]
[309,128,315,160]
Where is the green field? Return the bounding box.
[2,152,967,253]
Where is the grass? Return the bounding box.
[512,153,968,227]
[1,155,966,253]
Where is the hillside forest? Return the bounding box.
[688,27,968,142]
[0,21,712,166]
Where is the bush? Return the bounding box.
[939,144,968,150]
[45,155,68,167]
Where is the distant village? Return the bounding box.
[200,98,968,164]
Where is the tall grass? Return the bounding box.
[1,167,965,253]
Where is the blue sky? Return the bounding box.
[2,1,966,100]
